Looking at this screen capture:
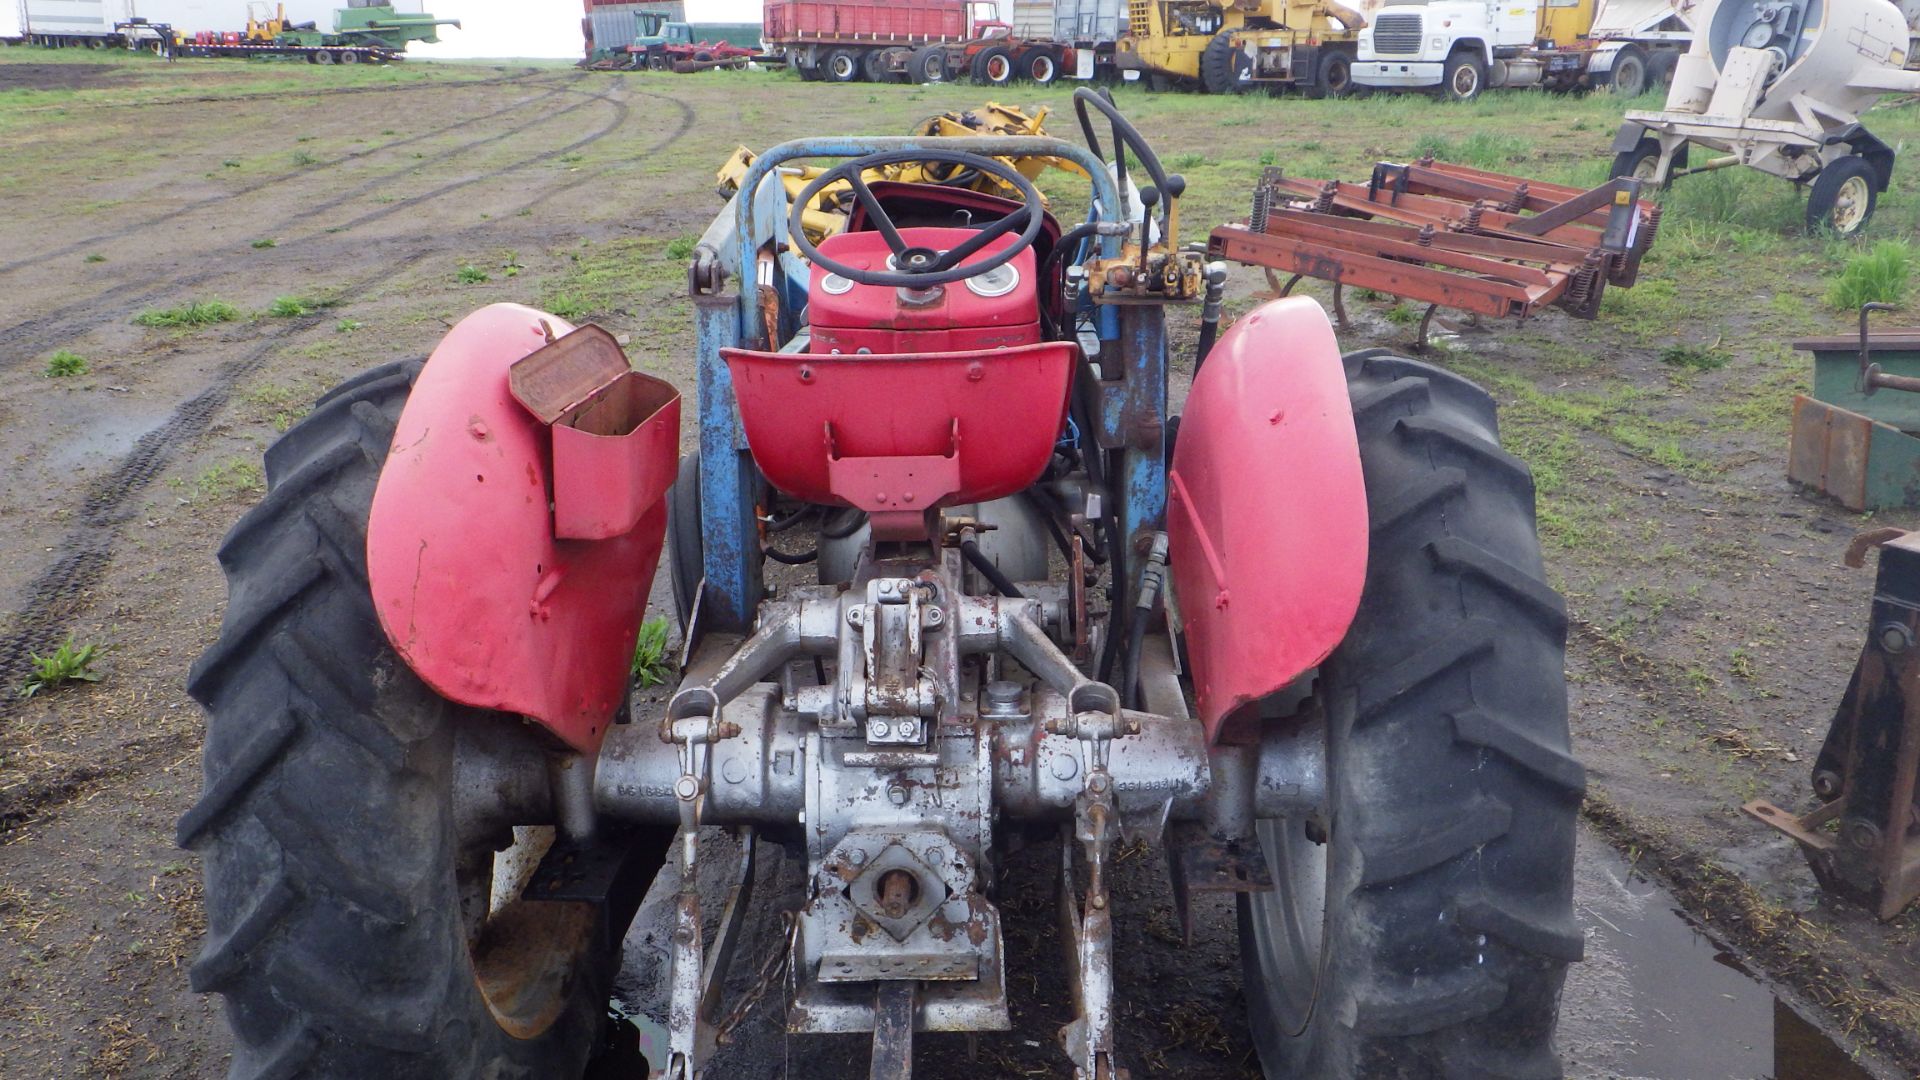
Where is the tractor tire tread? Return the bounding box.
[183,361,606,1078]
[1455,893,1588,962]
[1243,351,1576,1078]
[1450,710,1587,798]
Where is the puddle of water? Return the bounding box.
[1567,832,1874,1080]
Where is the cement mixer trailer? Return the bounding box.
[1609,0,1920,235]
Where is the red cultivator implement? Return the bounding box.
[181,93,1584,1079]
[1211,158,1661,345]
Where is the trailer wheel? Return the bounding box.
[305,50,320,63]
[1807,155,1879,237]
[972,45,1015,86]
[1200,31,1252,94]
[825,47,862,82]
[1608,44,1649,96]
[181,360,669,1078]
[1441,48,1485,101]
[1608,136,1686,189]
[909,44,947,83]
[1240,350,1581,1080]
[1025,48,1059,85]
[341,49,361,63]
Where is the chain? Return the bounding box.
[714,911,795,1045]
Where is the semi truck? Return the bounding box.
[1352,0,1698,100]
[923,0,1122,83]
[764,0,977,81]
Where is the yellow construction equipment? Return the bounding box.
[1115,0,1375,94]
[716,103,1087,243]
[244,1,290,43]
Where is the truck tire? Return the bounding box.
[1608,136,1685,188]
[182,361,665,1078]
[1201,31,1251,94]
[909,43,947,83]
[648,51,670,71]
[1608,43,1648,96]
[1806,155,1879,237]
[1240,350,1582,1080]
[1025,47,1060,85]
[824,47,862,82]
[1647,49,1678,89]
[1442,48,1485,101]
[972,45,1015,86]
[1307,47,1355,99]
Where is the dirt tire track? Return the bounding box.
[0,73,585,276]
[0,82,631,364]
[0,80,692,830]
[2,65,543,115]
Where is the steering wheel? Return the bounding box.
[789,149,1046,288]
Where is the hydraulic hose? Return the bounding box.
[1123,532,1171,710]
[960,533,1023,599]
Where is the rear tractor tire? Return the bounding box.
[181,360,670,1077]
[1239,350,1583,1080]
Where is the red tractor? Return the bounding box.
[181,90,1583,1078]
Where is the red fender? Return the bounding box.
[1169,297,1367,742]
[367,304,679,754]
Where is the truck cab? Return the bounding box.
[1354,0,1541,99]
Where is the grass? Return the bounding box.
[631,617,673,688]
[266,294,335,318]
[19,638,102,699]
[1659,343,1729,372]
[83,253,105,263]
[250,238,277,250]
[44,350,87,377]
[1827,240,1912,311]
[335,317,364,333]
[456,264,490,284]
[665,235,699,261]
[134,300,239,328]
[291,150,319,167]
[190,459,265,503]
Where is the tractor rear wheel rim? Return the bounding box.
[1833,174,1871,233]
[461,829,597,1040]
[1250,813,1329,1036]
